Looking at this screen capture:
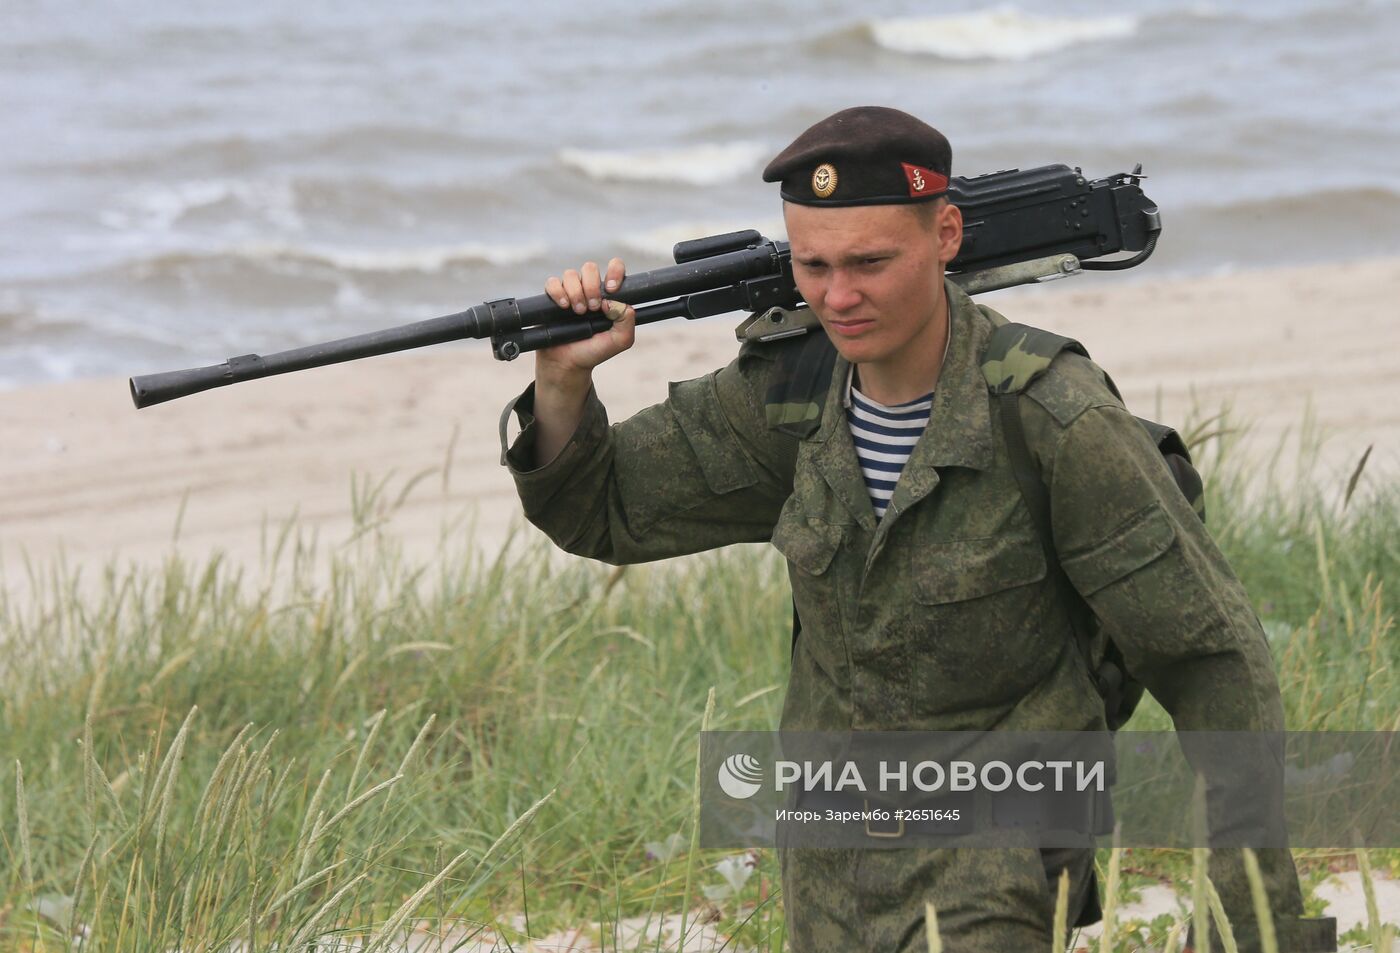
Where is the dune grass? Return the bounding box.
[0,409,1396,951]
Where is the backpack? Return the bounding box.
[979,322,1206,730]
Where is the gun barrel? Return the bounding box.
[128,311,476,408]
[129,241,785,408]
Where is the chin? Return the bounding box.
[823,332,882,364]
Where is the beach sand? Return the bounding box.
[4,256,1398,602]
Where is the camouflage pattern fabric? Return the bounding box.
[980,324,1086,396]
[981,323,1206,521]
[498,280,1323,952]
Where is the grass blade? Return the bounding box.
[924,898,943,953]
[1241,848,1279,953]
[1052,868,1069,953]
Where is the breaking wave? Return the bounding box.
[100,179,305,233]
[863,7,1138,61]
[559,142,768,186]
[98,175,518,235]
[124,239,546,278]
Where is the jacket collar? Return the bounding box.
[808,278,997,528]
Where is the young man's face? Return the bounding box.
[784,200,963,367]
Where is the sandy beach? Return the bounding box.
[4,256,1398,603]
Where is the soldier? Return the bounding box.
[498,107,1331,952]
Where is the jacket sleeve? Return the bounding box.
[497,345,798,565]
[1036,397,1322,951]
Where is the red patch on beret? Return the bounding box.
[901,162,948,198]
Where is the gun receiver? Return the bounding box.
[128,164,1159,409]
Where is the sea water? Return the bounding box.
[2,0,1397,387]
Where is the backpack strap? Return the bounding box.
[761,331,838,439]
[980,324,1136,727]
[980,323,1089,567]
[753,330,840,656]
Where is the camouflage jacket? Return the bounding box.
[498,279,1317,949]
[500,279,1285,737]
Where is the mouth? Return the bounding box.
[828,319,875,337]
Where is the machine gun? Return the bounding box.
[128,164,1159,409]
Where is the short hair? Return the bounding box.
[908,195,950,230]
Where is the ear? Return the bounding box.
[935,202,963,265]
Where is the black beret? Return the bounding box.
[762,106,951,207]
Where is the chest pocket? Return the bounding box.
[905,533,1055,712]
[770,512,843,577]
[915,534,1048,604]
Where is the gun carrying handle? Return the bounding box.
[492,314,616,361]
[490,297,699,360]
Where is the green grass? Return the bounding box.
[1,408,1396,951]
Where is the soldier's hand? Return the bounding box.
[537,257,635,379]
[528,257,633,468]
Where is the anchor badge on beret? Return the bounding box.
[901,161,947,198]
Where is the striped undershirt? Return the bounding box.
[845,373,934,520]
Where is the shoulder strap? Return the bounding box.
[979,322,1089,588]
[762,331,838,438]
[981,324,1131,719]
[760,331,839,656]
[983,323,1206,522]
[981,323,1089,395]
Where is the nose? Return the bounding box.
[824,268,862,313]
